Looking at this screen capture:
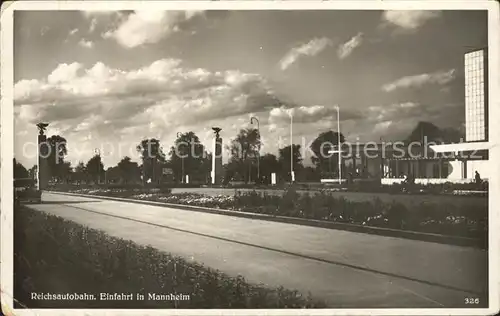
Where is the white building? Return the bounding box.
[324,48,491,184]
[425,48,490,182]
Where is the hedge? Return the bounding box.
[14,206,326,309]
[231,189,487,239]
[52,179,488,196]
[61,187,487,240]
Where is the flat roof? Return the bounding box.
[429,141,492,153]
[325,141,492,158]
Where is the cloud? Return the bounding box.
[382,69,456,92]
[78,39,94,48]
[40,26,49,36]
[89,18,98,33]
[47,62,84,84]
[368,102,421,122]
[69,28,78,36]
[381,10,441,32]
[81,10,116,18]
[279,37,333,70]
[337,32,363,59]
[103,10,204,48]
[14,59,279,136]
[268,105,361,129]
[374,120,393,132]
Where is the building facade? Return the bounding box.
[323,48,491,184]
[465,48,488,142]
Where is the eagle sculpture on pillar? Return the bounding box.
[212,127,222,138]
[36,123,49,136]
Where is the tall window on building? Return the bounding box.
[464,49,487,142]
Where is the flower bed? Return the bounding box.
[14,206,325,309]
[60,187,487,240]
[232,190,487,239]
[227,181,488,196]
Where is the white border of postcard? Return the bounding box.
[2,1,499,315]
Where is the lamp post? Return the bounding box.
[334,105,341,184]
[250,116,260,183]
[289,111,294,183]
[94,148,101,184]
[177,132,185,184]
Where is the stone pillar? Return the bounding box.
[271,173,276,185]
[211,128,223,185]
[38,134,50,190]
[462,160,467,179]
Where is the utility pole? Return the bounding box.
[177,132,185,183]
[94,148,101,184]
[335,105,341,184]
[290,112,294,183]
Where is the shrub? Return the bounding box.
[52,186,487,239]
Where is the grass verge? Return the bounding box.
[14,206,326,309]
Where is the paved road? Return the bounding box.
[25,192,488,308]
[172,187,488,209]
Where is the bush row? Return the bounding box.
[232,189,487,239]
[48,182,197,191]
[63,187,487,240]
[49,179,488,196]
[14,206,326,309]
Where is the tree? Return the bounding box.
[46,135,68,181]
[116,156,141,184]
[278,144,303,181]
[310,130,345,176]
[28,165,38,179]
[440,127,464,143]
[14,159,29,178]
[404,122,465,160]
[136,139,166,184]
[226,128,261,183]
[299,166,321,182]
[405,121,443,144]
[85,154,104,184]
[73,162,87,183]
[59,161,73,183]
[105,166,122,184]
[259,153,280,184]
[169,132,210,183]
[199,151,212,183]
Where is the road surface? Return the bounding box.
[171,187,488,209]
[24,192,488,308]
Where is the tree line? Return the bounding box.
[14,121,463,184]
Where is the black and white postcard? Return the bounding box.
[1,1,499,315]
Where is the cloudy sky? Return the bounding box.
[13,9,487,169]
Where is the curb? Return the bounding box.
[46,191,486,249]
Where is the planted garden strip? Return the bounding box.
[47,179,488,197]
[47,190,486,248]
[14,206,326,309]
